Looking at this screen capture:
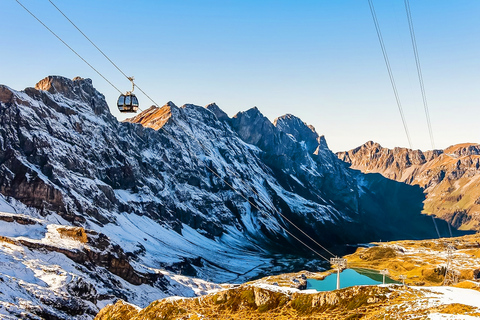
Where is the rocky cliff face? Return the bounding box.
[0,76,446,319]
[338,142,480,230]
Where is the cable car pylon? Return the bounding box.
[330,257,347,290]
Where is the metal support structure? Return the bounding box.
[127,76,135,94]
[399,275,406,286]
[380,269,389,285]
[443,245,458,286]
[330,257,347,290]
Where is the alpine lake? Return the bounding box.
[307,268,399,292]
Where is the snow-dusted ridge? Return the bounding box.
[0,75,449,318]
[0,211,222,319]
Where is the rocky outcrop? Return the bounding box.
[3,227,167,287]
[95,284,393,320]
[124,101,176,130]
[205,102,230,122]
[338,141,480,230]
[273,114,319,154]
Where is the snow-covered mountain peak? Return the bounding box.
[274,114,319,154]
[230,107,282,151]
[33,75,110,117]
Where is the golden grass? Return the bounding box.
[345,233,480,286]
[57,226,88,243]
[454,281,480,291]
[433,303,480,317]
[95,285,396,320]
[95,233,480,319]
[95,283,480,320]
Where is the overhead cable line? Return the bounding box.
[403,0,443,238]
[404,0,435,149]
[47,0,160,111]
[17,0,336,262]
[367,0,413,149]
[14,0,123,95]
[47,0,129,80]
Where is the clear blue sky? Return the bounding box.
[2,0,479,152]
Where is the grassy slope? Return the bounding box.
[95,234,480,320]
[95,283,480,320]
[345,234,480,286]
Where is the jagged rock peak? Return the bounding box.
[205,102,229,122]
[0,85,14,104]
[165,101,177,108]
[230,107,275,147]
[318,135,329,149]
[232,106,264,120]
[363,140,382,149]
[338,141,428,169]
[35,75,86,93]
[124,101,178,130]
[274,114,319,153]
[444,143,480,157]
[35,75,92,99]
[33,75,109,116]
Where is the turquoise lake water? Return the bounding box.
[306,268,399,292]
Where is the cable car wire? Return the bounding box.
[16,0,338,262]
[367,0,413,149]
[47,0,129,81]
[403,0,442,238]
[14,0,123,95]
[47,0,161,111]
[404,0,435,149]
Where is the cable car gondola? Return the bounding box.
[117,76,139,113]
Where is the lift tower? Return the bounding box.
[443,245,459,286]
[330,257,347,290]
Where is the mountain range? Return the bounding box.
[338,141,480,231]
[0,75,456,319]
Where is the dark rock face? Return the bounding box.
[273,114,319,154]
[205,102,229,122]
[338,141,480,231]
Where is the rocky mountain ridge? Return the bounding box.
[0,75,447,319]
[337,141,480,230]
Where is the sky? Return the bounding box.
[1,0,479,152]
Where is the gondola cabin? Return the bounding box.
[117,93,139,113]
